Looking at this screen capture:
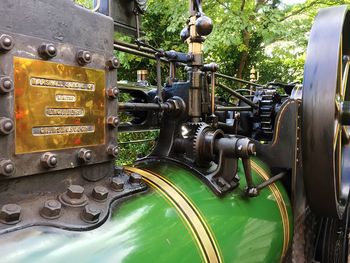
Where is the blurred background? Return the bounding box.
[75,0,350,165]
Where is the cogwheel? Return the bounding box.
[192,122,212,166]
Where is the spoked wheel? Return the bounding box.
[302,6,350,219]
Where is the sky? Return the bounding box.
[282,0,306,4]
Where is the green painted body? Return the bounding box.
[0,159,293,263]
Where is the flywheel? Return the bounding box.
[302,5,350,219]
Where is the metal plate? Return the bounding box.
[14,57,106,154]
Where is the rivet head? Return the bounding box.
[40,199,61,219]
[38,43,57,59]
[76,50,92,65]
[0,118,14,135]
[0,204,21,224]
[40,152,57,168]
[107,116,119,128]
[107,87,119,99]
[81,205,101,224]
[106,57,120,70]
[92,186,109,201]
[0,159,15,177]
[0,77,13,93]
[0,34,14,52]
[129,173,142,184]
[111,177,124,191]
[78,148,93,163]
[107,144,119,157]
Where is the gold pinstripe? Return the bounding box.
[125,166,222,263]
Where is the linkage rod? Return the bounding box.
[216,72,262,88]
[217,83,259,109]
[215,106,252,111]
[119,102,175,111]
[114,44,168,63]
[114,40,156,54]
[256,172,286,191]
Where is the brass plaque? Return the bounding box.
[14,57,106,154]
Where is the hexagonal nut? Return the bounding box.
[107,145,119,158]
[81,205,101,224]
[40,152,58,168]
[0,118,14,135]
[67,185,85,199]
[107,116,119,128]
[0,159,15,177]
[76,50,92,65]
[106,57,120,70]
[107,87,119,99]
[38,43,57,59]
[110,177,124,192]
[0,204,21,224]
[92,186,109,201]
[40,200,62,219]
[129,173,142,184]
[78,148,93,163]
[0,76,13,93]
[114,166,124,176]
[0,34,14,52]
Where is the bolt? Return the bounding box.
[40,152,57,168]
[107,87,119,99]
[92,186,109,201]
[76,50,92,65]
[107,116,119,128]
[81,205,101,223]
[38,43,57,59]
[114,166,124,176]
[40,199,61,219]
[111,177,124,191]
[0,159,15,177]
[0,76,13,93]
[107,144,119,157]
[247,143,256,156]
[0,204,21,224]
[246,187,259,197]
[78,148,93,163]
[0,34,14,52]
[0,118,14,135]
[129,173,142,184]
[67,185,85,199]
[106,57,120,70]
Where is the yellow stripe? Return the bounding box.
[125,166,221,263]
[251,161,290,260]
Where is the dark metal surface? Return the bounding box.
[302,5,350,218]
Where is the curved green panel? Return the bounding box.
[0,158,293,263]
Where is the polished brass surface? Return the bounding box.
[14,57,106,154]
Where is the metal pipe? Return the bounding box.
[215,106,252,111]
[114,45,168,63]
[119,138,155,145]
[114,40,156,54]
[257,172,286,191]
[216,72,262,88]
[92,0,101,12]
[119,102,175,111]
[211,72,215,116]
[156,55,163,102]
[217,83,258,109]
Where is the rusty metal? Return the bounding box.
[92,186,109,201]
[81,205,101,224]
[129,173,142,184]
[76,50,92,65]
[40,200,62,219]
[107,87,119,99]
[106,57,120,70]
[40,152,58,168]
[111,177,124,191]
[38,43,57,59]
[0,204,21,225]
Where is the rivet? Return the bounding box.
[0,159,15,177]
[92,186,109,201]
[78,148,93,163]
[107,87,119,99]
[81,205,101,224]
[38,43,57,59]
[40,199,61,219]
[0,204,21,224]
[0,118,14,135]
[40,152,58,168]
[0,34,14,52]
[107,144,119,157]
[129,173,142,184]
[0,77,13,93]
[106,57,120,70]
[111,177,124,191]
[76,50,92,65]
[107,116,119,128]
